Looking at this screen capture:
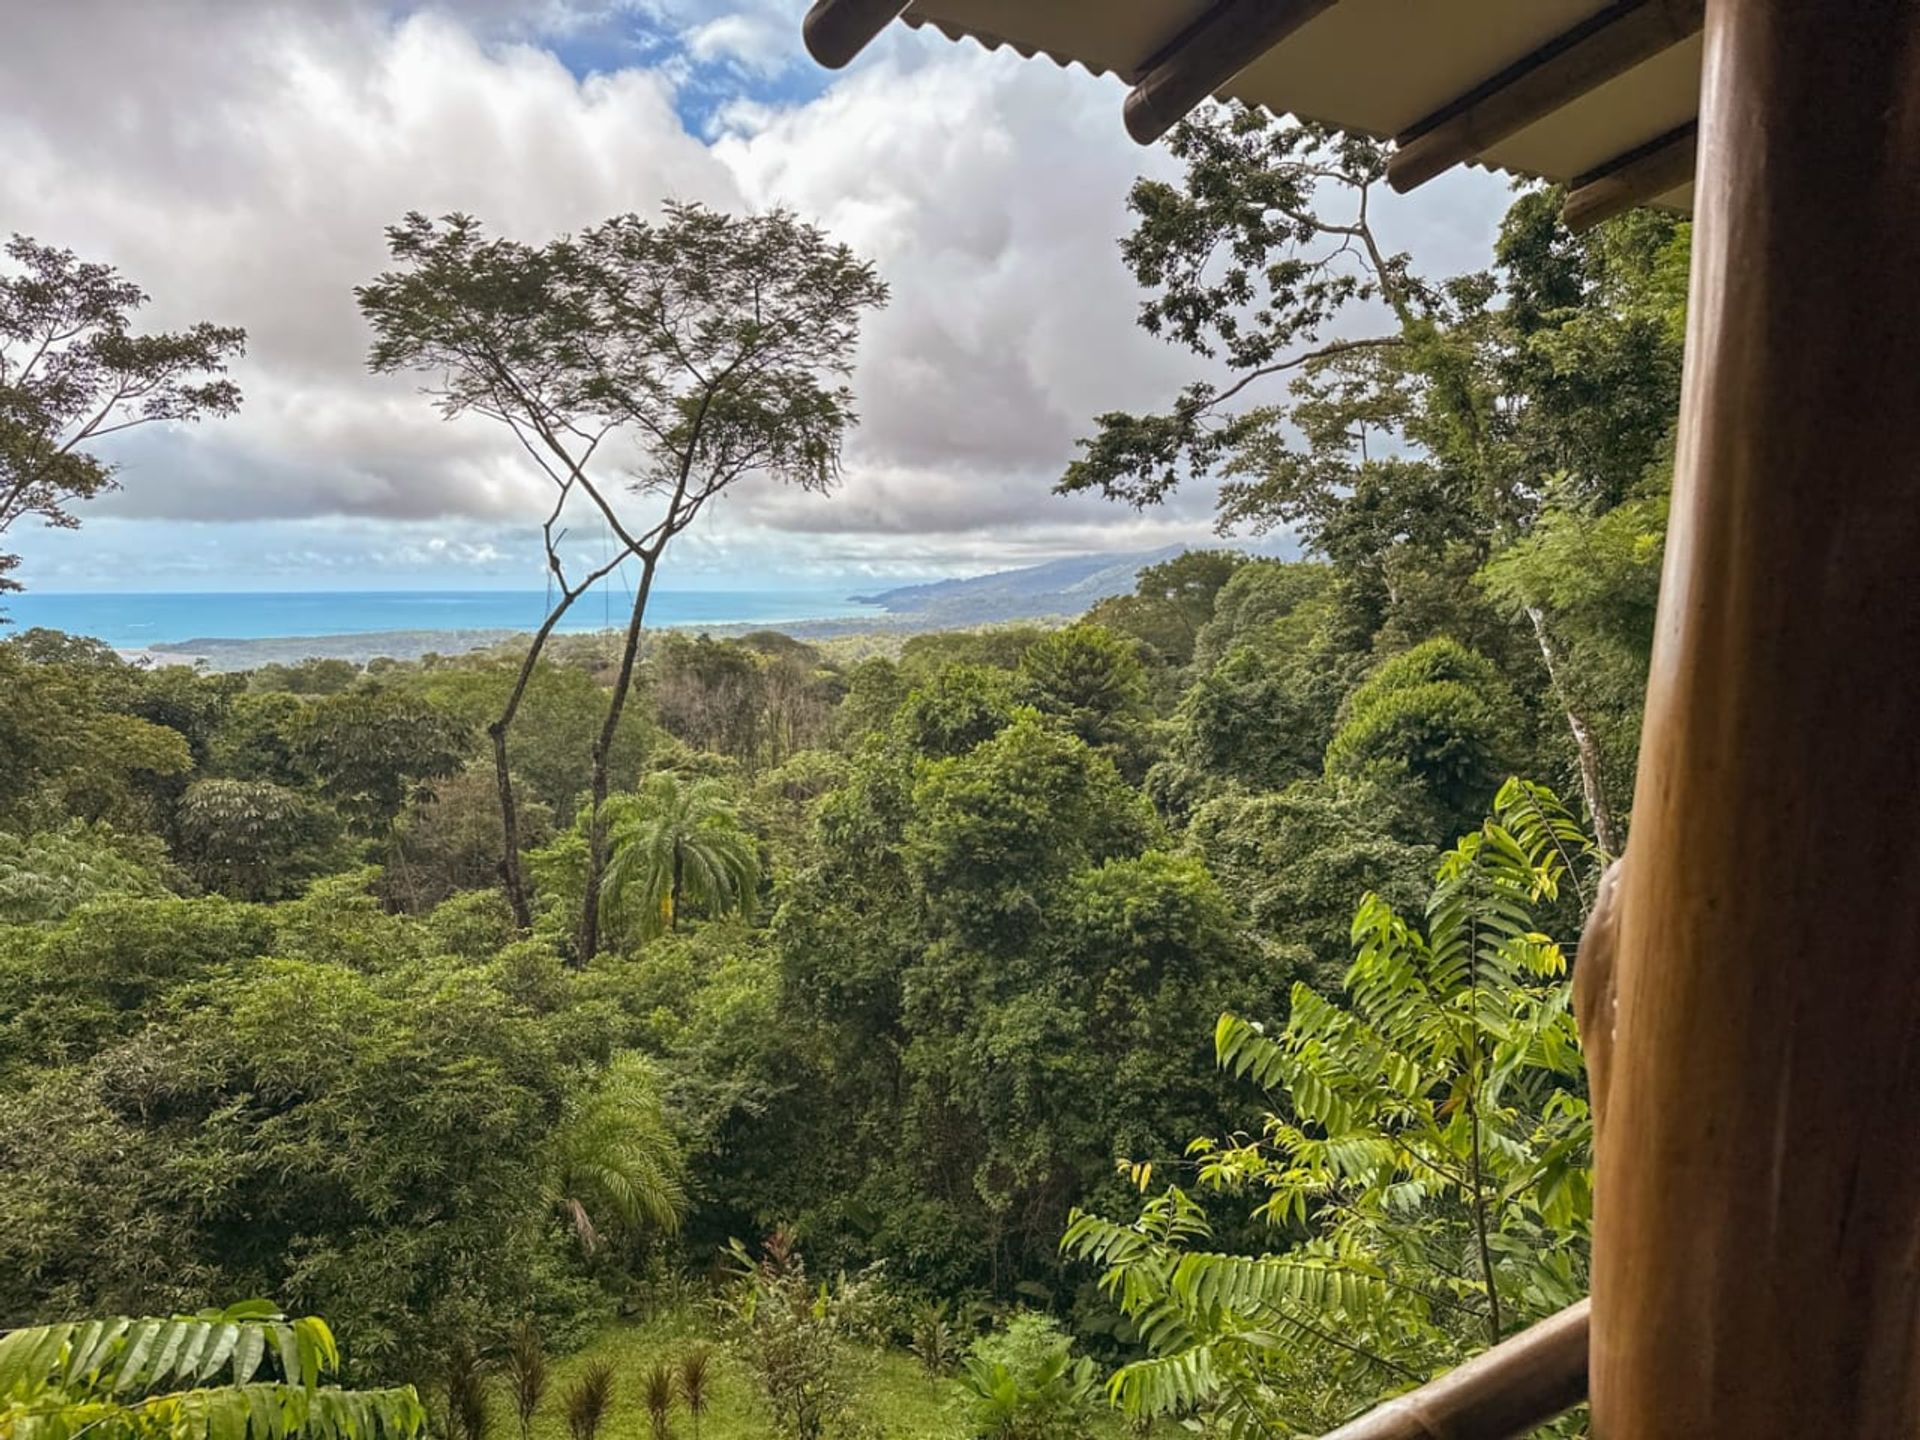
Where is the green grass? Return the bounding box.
[526,1311,969,1440]
[522,1310,1153,1440]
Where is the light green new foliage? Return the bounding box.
[0,1301,424,1440]
[547,1054,687,1256]
[1063,780,1597,1438]
[601,773,760,941]
[0,823,170,924]
[959,1316,1099,1440]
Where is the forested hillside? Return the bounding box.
[0,104,1684,1440]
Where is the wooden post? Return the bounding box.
[1591,2,1920,1436]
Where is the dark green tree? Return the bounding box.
[1015,623,1152,766]
[0,639,193,831]
[905,714,1153,953]
[173,777,346,901]
[892,663,1017,760]
[1084,548,1247,669]
[1186,780,1432,988]
[1324,638,1525,842]
[1058,103,1685,849]
[291,686,472,835]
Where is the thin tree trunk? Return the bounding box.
[578,555,660,963]
[1466,1091,1502,1346]
[494,579,605,929]
[669,847,683,933]
[1524,605,1620,856]
[491,718,532,928]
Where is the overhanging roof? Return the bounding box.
[804,0,1704,230]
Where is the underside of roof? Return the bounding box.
[809,0,1703,225]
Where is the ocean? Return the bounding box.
[3,589,882,649]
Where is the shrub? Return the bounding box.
[677,1346,713,1440]
[721,1233,865,1440]
[564,1361,616,1440]
[505,1319,549,1440]
[959,1314,1100,1440]
[445,1339,490,1440]
[910,1300,958,1377]
[641,1359,676,1440]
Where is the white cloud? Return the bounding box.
[0,0,1506,592]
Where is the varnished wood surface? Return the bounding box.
[1123,0,1339,144]
[1561,122,1697,232]
[1319,1301,1590,1440]
[1590,1,1920,1434]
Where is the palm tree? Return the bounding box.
[600,772,759,940]
[547,1052,687,1256]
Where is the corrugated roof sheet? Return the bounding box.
[898,0,1697,210]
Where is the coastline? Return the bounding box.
[127,610,1072,672]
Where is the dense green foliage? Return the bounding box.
[0,122,1689,1440]
[1064,781,1596,1435]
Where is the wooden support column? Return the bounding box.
[1591,2,1920,1436]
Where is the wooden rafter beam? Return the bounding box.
[802,0,910,69]
[1561,120,1697,231]
[1320,1301,1590,1440]
[1124,0,1340,146]
[1388,0,1704,194]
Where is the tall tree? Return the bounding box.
[545,1052,686,1255]
[1059,105,1684,849]
[289,685,472,836]
[1084,549,1247,669]
[0,236,244,596]
[1015,623,1152,762]
[358,205,886,953]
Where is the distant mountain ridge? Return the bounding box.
[851,544,1191,624]
[852,538,1300,625]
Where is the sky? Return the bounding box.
[0,0,1512,594]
